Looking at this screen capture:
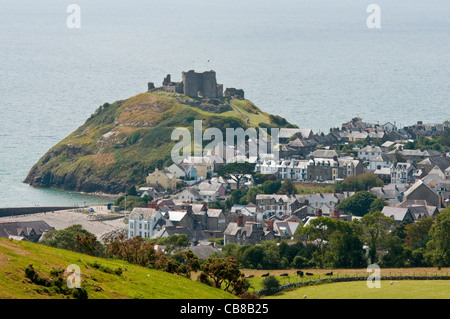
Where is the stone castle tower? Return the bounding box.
[155,70,223,99]
[182,70,223,99]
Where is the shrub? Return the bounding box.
[261,275,280,294]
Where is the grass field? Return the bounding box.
[265,280,450,299]
[241,268,450,293]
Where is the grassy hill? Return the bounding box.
[0,238,236,299]
[24,90,295,194]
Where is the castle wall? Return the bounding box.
[182,70,222,98]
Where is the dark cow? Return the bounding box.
[261,273,270,277]
[325,272,333,276]
[280,273,289,276]
[296,270,304,277]
[306,272,314,276]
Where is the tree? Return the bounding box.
[440,128,450,147]
[278,179,298,195]
[126,185,138,196]
[199,257,249,295]
[325,221,366,268]
[335,173,384,192]
[404,217,433,249]
[360,211,395,263]
[246,186,263,204]
[106,234,159,267]
[298,217,342,267]
[217,162,256,189]
[337,191,377,217]
[369,198,388,214]
[426,207,450,268]
[261,275,280,294]
[40,225,104,256]
[261,180,282,194]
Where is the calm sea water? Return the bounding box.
[0,0,449,207]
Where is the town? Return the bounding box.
[1,117,449,266]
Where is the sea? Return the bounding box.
[0,0,449,207]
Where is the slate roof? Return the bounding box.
[129,208,159,220]
[0,221,54,241]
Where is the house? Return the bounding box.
[379,121,396,133]
[306,156,363,182]
[390,162,416,184]
[193,163,212,180]
[389,149,438,163]
[0,221,54,242]
[417,156,450,177]
[397,201,440,219]
[205,208,227,231]
[146,168,177,192]
[184,244,220,260]
[255,159,308,181]
[374,167,392,183]
[403,180,441,208]
[137,187,160,199]
[294,192,354,213]
[358,146,383,161]
[368,153,396,171]
[267,218,300,240]
[370,183,409,206]
[381,206,415,223]
[177,188,202,203]
[128,207,164,239]
[167,163,198,180]
[224,216,274,245]
[279,137,316,158]
[381,203,438,223]
[177,180,226,203]
[307,149,339,159]
[278,128,313,143]
[165,210,194,229]
[152,226,197,243]
[255,194,303,218]
[197,180,226,202]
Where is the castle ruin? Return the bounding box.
[148,70,224,99]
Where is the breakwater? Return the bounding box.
[0,206,80,218]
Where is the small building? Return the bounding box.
[128,207,164,239]
[0,221,54,242]
[224,216,274,245]
[403,179,441,208]
[146,168,177,192]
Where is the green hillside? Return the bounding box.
[24,90,295,194]
[0,238,236,299]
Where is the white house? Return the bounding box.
[255,159,308,181]
[128,208,164,239]
[390,162,415,184]
[368,153,396,171]
[358,146,383,161]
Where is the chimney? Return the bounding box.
[316,209,322,217]
[304,199,309,206]
[333,208,340,219]
[237,215,244,227]
[266,219,274,231]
